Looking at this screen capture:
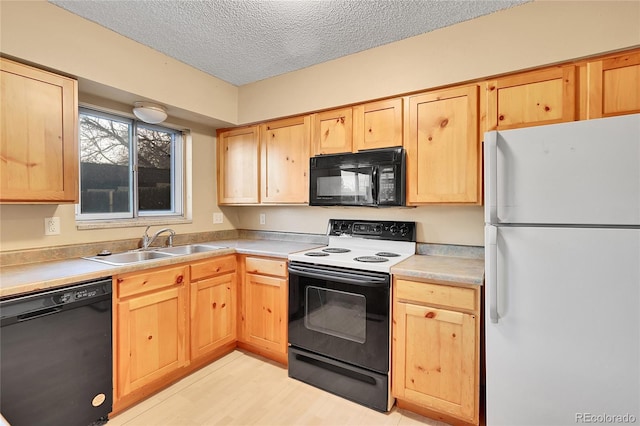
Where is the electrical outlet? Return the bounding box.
[213,212,223,224]
[259,213,266,225]
[44,217,60,235]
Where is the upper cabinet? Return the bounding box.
[353,98,403,152]
[486,65,576,131]
[310,98,403,156]
[586,50,640,119]
[217,126,260,205]
[260,115,310,204]
[406,85,481,205]
[0,58,78,203]
[311,107,353,155]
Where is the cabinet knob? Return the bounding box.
[176,275,183,284]
[425,311,436,319]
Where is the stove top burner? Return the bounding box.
[376,252,400,257]
[305,252,330,257]
[322,247,351,254]
[354,256,389,263]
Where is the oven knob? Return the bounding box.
[399,225,409,237]
[390,225,399,235]
[332,222,341,232]
[340,223,349,232]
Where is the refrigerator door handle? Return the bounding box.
[485,225,499,323]
[484,132,498,224]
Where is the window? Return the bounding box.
[77,108,183,221]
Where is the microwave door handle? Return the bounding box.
[372,167,378,204]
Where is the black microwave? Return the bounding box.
[309,147,406,207]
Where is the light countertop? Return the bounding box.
[0,239,324,298]
[391,254,485,286]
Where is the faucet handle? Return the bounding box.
[144,225,152,237]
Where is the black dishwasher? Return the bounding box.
[0,278,112,426]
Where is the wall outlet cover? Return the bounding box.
[45,217,60,235]
[259,213,266,225]
[213,212,223,224]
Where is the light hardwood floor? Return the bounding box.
[108,350,450,426]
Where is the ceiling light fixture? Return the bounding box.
[133,101,167,124]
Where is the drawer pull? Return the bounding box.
[176,275,183,284]
[425,311,436,319]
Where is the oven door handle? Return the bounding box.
[288,264,389,287]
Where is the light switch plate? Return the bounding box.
[213,212,223,224]
[259,213,266,225]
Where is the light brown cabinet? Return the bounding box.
[260,116,310,204]
[311,107,353,155]
[586,50,640,118]
[310,99,403,156]
[353,98,403,152]
[392,278,481,426]
[486,64,576,130]
[114,265,189,407]
[190,255,237,361]
[0,58,78,203]
[238,256,288,364]
[217,126,259,204]
[405,85,481,204]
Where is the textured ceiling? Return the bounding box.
[50,0,529,86]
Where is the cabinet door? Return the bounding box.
[393,301,477,423]
[244,273,287,355]
[117,285,188,398]
[587,51,640,118]
[260,116,310,203]
[406,85,480,204]
[217,126,259,204]
[353,98,403,151]
[190,272,236,360]
[0,58,78,203]
[486,65,576,130]
[312,107,353,155]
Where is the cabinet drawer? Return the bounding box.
[191,255,236,280]
[395,279,477,312]
[117,265,188,299]
[245,257,286,277]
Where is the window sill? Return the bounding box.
[76,217,192,230]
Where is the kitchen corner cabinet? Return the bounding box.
[406,85,481,204]
[217,126,259,204]
[260,116,310,203]
[486,64,576,131]
[586,50,640,119]
[392,278,481,426]
[114,265,189,405]
[0,58,78,203]
[238,256,288,364]
[311,107,353,155]
[190,256,237,361]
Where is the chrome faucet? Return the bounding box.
[142,226,176,250]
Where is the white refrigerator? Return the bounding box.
[484,114,640,425]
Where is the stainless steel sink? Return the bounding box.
[83,244,226,265]
[155,244,225,255]
[83,250,174,265]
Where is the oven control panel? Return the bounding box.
[328,219,416,242]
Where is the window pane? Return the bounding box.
[79,112,131,214]
[137,126,173,212]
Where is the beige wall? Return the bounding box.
[0,0,238,126]
[1,0,639,251]
[238,0,640,123]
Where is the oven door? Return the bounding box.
[288,262,390,373]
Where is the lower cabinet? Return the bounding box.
[190,255,237,361]
[238,255,288,364]
[114,265,189,410]
[392,278,481,426]
[113,256,237,413]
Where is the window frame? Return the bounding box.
[76,107,185,223]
